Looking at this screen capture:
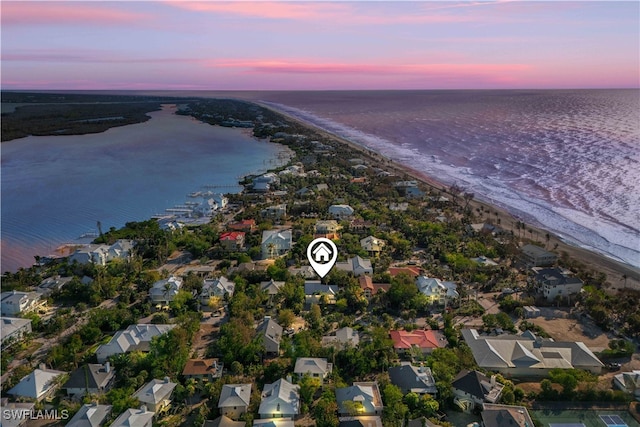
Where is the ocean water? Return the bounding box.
[1,104,289,272]
[240,90,639,268]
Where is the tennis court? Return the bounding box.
[532,410,640,427]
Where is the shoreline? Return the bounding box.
[257,101,640,292]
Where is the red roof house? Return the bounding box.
[220,231,245,251]
[390,330,447,354]
[228,219,256,232]
[358,276,391,299]
[388,266,423,278]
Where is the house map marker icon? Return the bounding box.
[307,237,338,279]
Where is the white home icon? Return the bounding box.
[312,243,332,262]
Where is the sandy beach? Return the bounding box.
[261,103,640,292]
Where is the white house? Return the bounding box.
[360,236,386,257]
[1,291,40,316]
[315,220,341,236]
[415,277,459,305]
[133,378,177,414]
[258,378,300,419]
[69,244,110,265]
[328,204,355,220]
[66,403,112,427]
[322,327,360,350]
[96,324,176,363]
[149,276,182,304]
[520,244,557,267]
[1,317,32,349]
[294,358,332,383]
[201,276,235,303]
[335,382,384,416]
[452,370,503,413]
[261,229,292,259]
[532,267,583,302]
[613,370,640,399]
[8,368,67,401]
[219,384,252,420]
[107,240,135,262]
[335,256,373,276]
[261,204,287,220]
[110,408,154,427]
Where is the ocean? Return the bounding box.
[1,104,289,272]
[232,89,639,268]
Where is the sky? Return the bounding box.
[1,1,639,90]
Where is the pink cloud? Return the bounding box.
[165,1,475,24]
[1,2,147,26]
[2,49,208,64]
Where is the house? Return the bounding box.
[336,256,373,276]
[389,202,409,211]
[613,370,640,399]
[295,187,315,197]
[523,306,541,318]
[261,229,292,259]
[37,275,73,296]
[1,317,32,349]
[0,398,35,427]
[69,244,110,265]
[390,330,447,355]
[328,204,355,220]
[253,420,295,427]
[288,265,317,279]
[228,219,256,232]
[258,378,300,419]
[182,359,223,381]
[315,183,329,191]
[338,416,383,427]
[96,324,176,363]
[218,384,252,420]
[335,382,383,416]
[63,363,115,397]
[304,281,339,305]
[322,327,360,350]
[149,276,182,304]
[260,279,285,295]
[452,370,504,413]
[220,232,245,251]
[532,267,583,302]
[1,291,40,316]
[256,316,283,354]
[261,204,287,220]
[415,277,459,305]
[520,244,557,267]
[315,220,341,239]
[294,358,332,383]
[388,362,437,395]
[66,403,112,427]
[388,266,422,278]
[133,378,177,414]
[8,367,67,401]
[461,328,604,376]
[201,277,235,303]
[481,403,535,427]
[107,239,135,262]
[110,407,154,427]
[470,256,498,267]
[360,236,386,257]
[394,181,424,198]
[357,276,390,300]
[203,416,245,427]
[349,219,372,233]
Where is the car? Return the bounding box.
[606,362,621,371]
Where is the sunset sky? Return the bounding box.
[1,1,638,90]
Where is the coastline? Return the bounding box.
[257,101,640,292]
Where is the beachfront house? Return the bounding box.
[520,244,557,267]
[532,267,583,302]
[261,229,292,259]
[1,291,40,316]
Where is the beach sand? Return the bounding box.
[262,103,640,292]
